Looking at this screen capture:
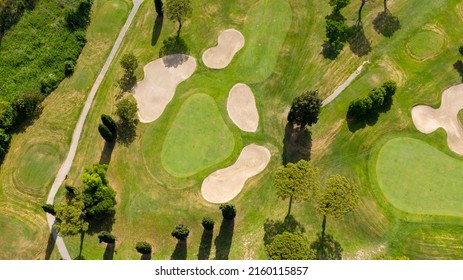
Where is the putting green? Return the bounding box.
[161,94,234,177]
[376,137,463,217]
[406,28,445,61]
[14,144,61,196]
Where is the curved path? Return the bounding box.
[46,0,144,260]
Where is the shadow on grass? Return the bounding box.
[197,229,213,260]
[103,242,115,260]
[348,25,371,57]
[373,10,400,38]
[171,240,187,260]
[10,105,44,134]
[99,141,116,164]
[141,253,152,260]
[282,123,312,166]
[45,231,56,260]
[214,219,234,260]
[454,60,463,82]
[86,213,115,236]
[310,232,343,260]
[159,36,190,68]
[116,119,137,146]
[263,215,305,245]
[151,15,163,46]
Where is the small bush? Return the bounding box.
[64,60,76,76]
[41,204,56,215]
[135,241,152,254]
[98,124,116,142]
[201,217,214,231]
[98,231,116,244]
[171,224,190,241]
[101,114,118,133]
[220,204,236,220]
[40,74,61,95]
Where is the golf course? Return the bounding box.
[1,0,463,260]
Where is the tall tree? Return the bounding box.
[135,241,152,254]
[115,98,138,123]
[163,0,192,35]
[219,204,236,220]
[287,90,322,128]
[53,196,88,237]
[81,163,116,219]
[266,232,315,260]
[98,124,116,142]
[274,160,319,216]
[118,53,138,92]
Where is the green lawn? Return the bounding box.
[406,27,446,61]
[160,94,235,177]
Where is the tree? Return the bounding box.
[98,124,116,142]
[41,204,56,215]
[316,175,359,234]
[368,87,386,111]
[163,0,192,35]
[381,80,397,98]
[118,53,138,92]
[329,0,350,12]
[11,91,43,121]
[0,101,16,129]
[266,232,315,260]
[287,90,322,128]
[53,196,88,237]
[310,232,343,260]
[81,164,116,220]
[274,160,319,216]
[202,217,214,231]
[219,204,236,220]
[115,98,138,123]
[347,96,372,119]
[0,128,10,159]
[171,224,190,241]
[135,241,152,254]
[101,114,118,133]
[98,231,116,244]
[155,0,163,16]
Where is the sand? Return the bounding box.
[201,144,271,204]
[412,84,463,155]
[227,83,259,132]
[133,54,197,123]
[202,29,245,69]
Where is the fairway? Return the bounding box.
[160,94,235,177]
[376,137,463,216]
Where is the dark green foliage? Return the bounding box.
[171,224,190,240]
[81,164,116,220]
[116,98,138,122]
[202,217,214,231]
[65,0,93,31]
[347,96,372,119]
[0,0,37,39]
[368,87,386,111]
[310,232,343,260]
[135,241,152,254]
[266,232,315,260]
[101,114,118,133]
[0,101,16,129]
[64,60,76,76]
[459,46,463,56]
[219,204,236,220]
[40,74,61,95]
[98,124,116,142]
[328,0,350,11]
[381,80,397,97]
[118,53,138,92]
[0,128,11,159]
[326,16,350,46]
[287,90,322,127]
[98,231,116,244]
[65,184,77,196]
[11,92,43,121]
[41,203,56,215]
[155,0,163,16]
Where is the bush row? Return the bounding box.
[347,81,397,120]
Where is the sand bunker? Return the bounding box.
[412,84,463,155]
[227,83,259,132]
[201,144,271,203]
[133,55,196,123]
[202,29,245,69]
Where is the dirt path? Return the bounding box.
[46,0,143,260]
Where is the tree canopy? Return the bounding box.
[266,232,315,260]
[219,204,236,220]
[287,90,322,127]
[115,98,138,123]
[135,241,152,254]
[53,196,88,236]
[171,224,190,241]
[163,0,192,33]
[317,175,359,219]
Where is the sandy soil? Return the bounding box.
[227,83,259,132]
[201,144,271,204]
[412,83,463,155]
[133,54,196,123]
[202,29,245,69]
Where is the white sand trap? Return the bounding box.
[201,144,271,203]
[227,83,259,132]
[133,55,196,123]
[202,29,245,69]
[412,84,463,155]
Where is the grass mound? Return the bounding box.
[160,94,235,177]
[376,137,463,216]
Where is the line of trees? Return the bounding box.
[0,0,37,40]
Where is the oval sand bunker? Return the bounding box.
[133,54,196,123]
[202,29,245,69]
[227,83,259,132]
[201,144,271,203]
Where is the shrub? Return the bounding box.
[115,98,138,122]
[98,124,116,142]
[201,217,214,231]
[171,224,190,241]
[101,114,118,133]
[368,87,386,111]
[41,204,56,215]
[381,80,397,98]
[135,241,152,254]
[40,73,61,95]
[0,101,16,129]
[98,231,116,244]
[12,92,44,121]
[64,60,76,76]
[220,204,236,220]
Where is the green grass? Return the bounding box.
[406,28,446,60]
[375,137,463,216]
[160,94,235,177]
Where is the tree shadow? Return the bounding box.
[86,213,115,235]
[373,10,400,38]
[103,242,115,260]
[454,60,463,82]
[282,123,312,166]
[78,231,85,259]
[321,42,344,60]
[214,219,235,260]
[99,141,116,164]
[159,36,190,68]
[151,15,163,46]
[348,25,371,57]
[45,231,56,260]
[116,119,137,146]
[263,215,305,245]
[10,105,44,134]
[170,240,187,260]
[310,232,343,260]
[197,229,213,260]
[141,253,152,260]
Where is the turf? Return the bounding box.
[407,29,446,60]
[376,137,463,216]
